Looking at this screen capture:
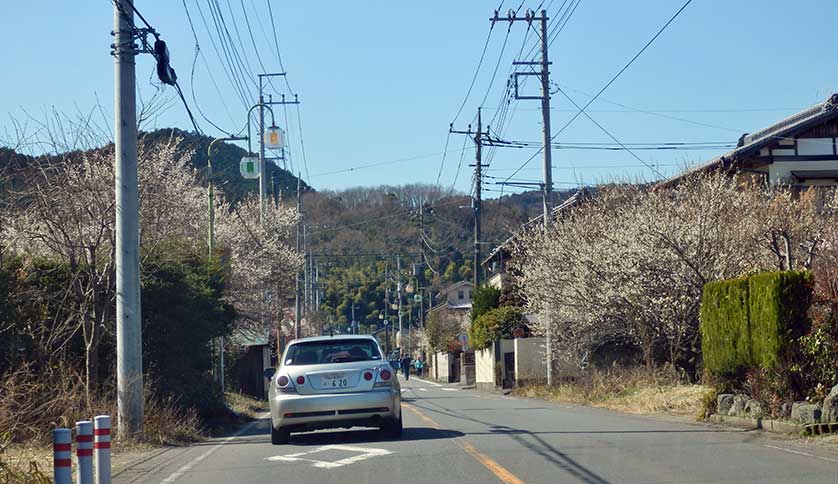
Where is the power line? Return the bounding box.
[451,24,496,125]
[182,0,237,135]
[111,0,203,134]
[307,197,471,236]
[502,0,695,182]
[295,104,310,181]
[309,144,473,178]
[266,0,295,94]
[552,0,695,141]
[197,0,252,107]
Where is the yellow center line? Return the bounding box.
[403,403,526,484]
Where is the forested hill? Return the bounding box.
[142,128,311,204]
[0,131,579,333]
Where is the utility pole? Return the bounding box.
[351,302,356,335]
[397,255,403,353]
[496,7,554,385]
[450,108,487,287]
[499,8,554,230]
[384,264,390,355]
[303,224,311,318]
[258,92,266,224]
[113,0,143,437]
[294,175,302,339]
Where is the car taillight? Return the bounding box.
[277,375,289,387]
[380,369,391,381]
[364,372,373,381]
[296,375,306,385]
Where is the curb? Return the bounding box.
[708,414,804,434]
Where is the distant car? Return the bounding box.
[265,334,402,444]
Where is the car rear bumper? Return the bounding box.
[270,388,401,431]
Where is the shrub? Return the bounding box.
[471,284,500,324]
[748,271,812,369]
[701,271,812,376]
[469,306,526,350]
[700,276,751,374]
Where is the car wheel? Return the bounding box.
[381,413,403,439]
[271,426,290,445]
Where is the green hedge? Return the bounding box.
[700,270,811,375]
[748,271,812,369]
[701,276,751,374]
[469,306,526,351]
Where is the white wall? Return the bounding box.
[436,352,451,382]
[514,337,547,382]
[475,348,495,385]
[769,159,838,185]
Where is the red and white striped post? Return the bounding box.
[76,420,94,484]
[53,428,72,484]
[94,415,112,484]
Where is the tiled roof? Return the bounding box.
[659,94,838,187]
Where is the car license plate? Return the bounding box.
[321,374,348,388]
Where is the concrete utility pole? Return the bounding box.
[497,7,554,385]
[473,109,483,287]
[295,175,302,339]
[384,264,390,354]
[113,0,143,437]
[303,225,309,317]
[258,93,266,224]
[351,302,356,335]
[397,255,403,353]
[539,10,553,230]
[450,109,487,287]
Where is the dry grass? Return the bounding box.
[0,364,206,482]
[225,392,267,420]
[514,366,709,417]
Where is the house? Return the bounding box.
[424,281,476,383]
[662,93,838,188]
[231,327,273,399]
[438,280,474,309]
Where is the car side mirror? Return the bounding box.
[263,367,276,380]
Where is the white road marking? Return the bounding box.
[441,388,459,392]
[414,378,442,387]
[763,445,838,464]
[418,388,428,392]
[267,444,392,469]
[159,412,269,483]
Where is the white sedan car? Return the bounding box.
[265,334,402,444]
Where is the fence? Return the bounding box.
[53,415,111,484]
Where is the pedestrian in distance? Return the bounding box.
[413,358,424,378]
[401,355,412,380]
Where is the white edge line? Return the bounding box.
[763,444,838,464]
[413,377,442,387]
[159,411,270,483]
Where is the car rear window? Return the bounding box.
[284,339,382,365]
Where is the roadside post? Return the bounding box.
[76,420,94,484]
[94,415,112,484]
[53,428,72,484]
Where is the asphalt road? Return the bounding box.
[115,377,838,484]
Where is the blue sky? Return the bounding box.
[1,1,837,196]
